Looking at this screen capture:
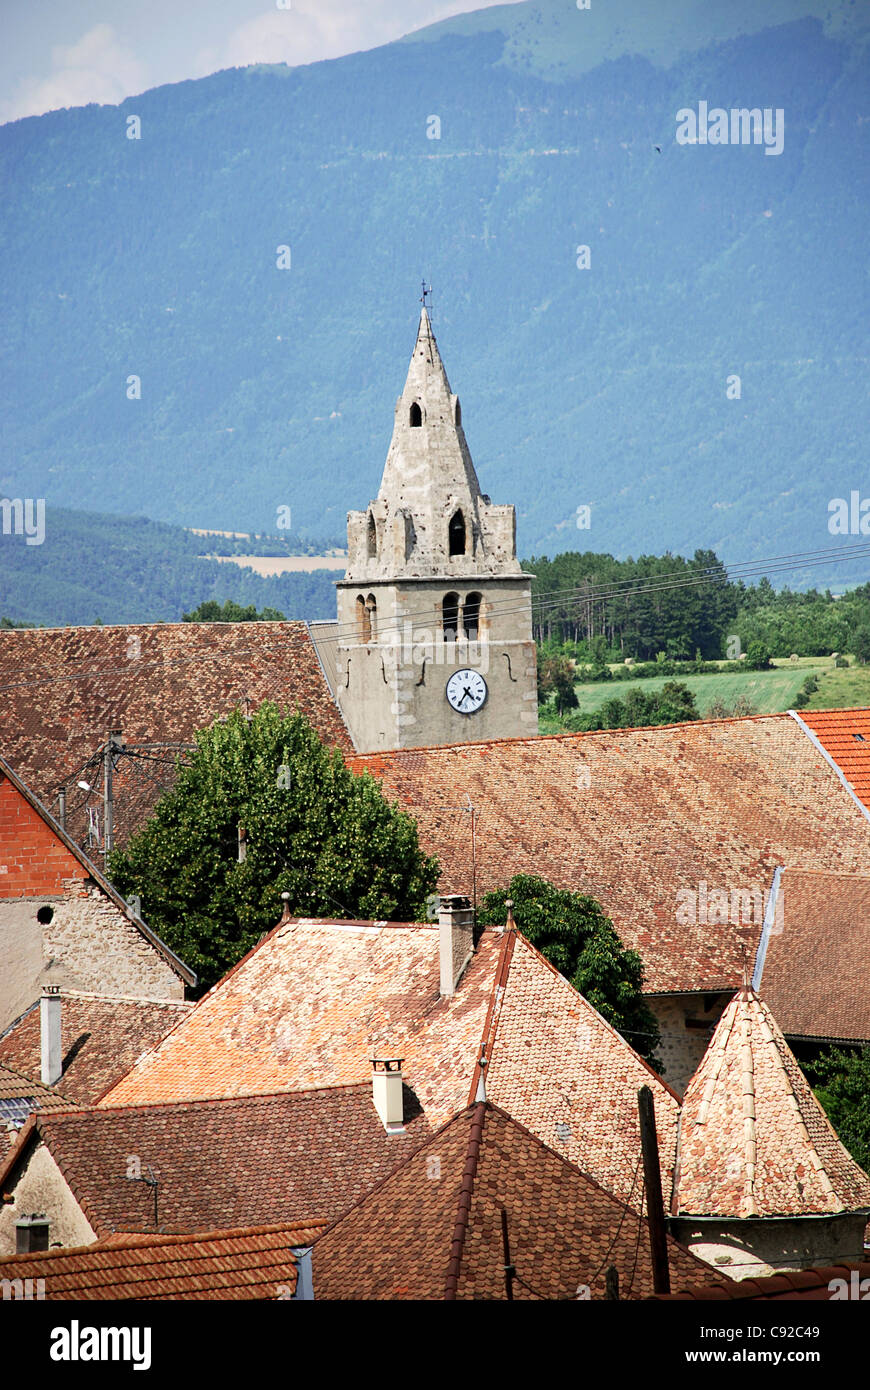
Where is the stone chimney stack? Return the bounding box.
[370,1057,405,1133]
[40,985,62,1086]
[439,894,474,997]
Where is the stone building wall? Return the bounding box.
[670,1213,868,1281]
[648,994,732,1095]
[0,1142,96,1257]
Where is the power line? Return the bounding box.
[0,539,867,695]
[302,538,870,650]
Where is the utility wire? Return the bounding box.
[1,538,867,694]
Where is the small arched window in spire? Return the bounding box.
[443,593,460,642]
[367,511,377,558]
[356,594,371,643]
[454,399,461,426]
[448,509,466,557]
[409,401,423,428]
[463,592,482,640]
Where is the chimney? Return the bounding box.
[40,986,62,1086]
[370,1057,405,1133]
[439,895,474,997]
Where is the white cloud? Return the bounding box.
[204,1,496,74]
[2,23,149,123]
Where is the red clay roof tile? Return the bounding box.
[351,713,870,993]
[0,1223,322,1299]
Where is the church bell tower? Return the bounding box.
[335,301,538,753]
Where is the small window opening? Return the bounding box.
[454,399,461,426]
[366,594,377,641]
[448,510,466,557]
[37,905,55,925]
[443,593,460,642]
[409,402,423,428]
[367,512,377,558]
[356,594,371,643]
[16,1219,50,1254]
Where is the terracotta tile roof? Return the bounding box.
[97,917,679,1208]
[652,1260,870,1301]
[0,622,353,851]
[798,707,870,813]
[351,712,870,993]
[0,1061,76,1109]
[99,919,498,1118]
[0,755,195,986]
[483,930,680,1207]
[312,1103,715,1300]
[0,1061,80,1154]
[0,992,193,1105]
[674,989,870,1219]
[755,868,870,1043]
[0,1224,322,1299]
[0,1086,426,1236]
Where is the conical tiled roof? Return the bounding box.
[674,988,870,1218]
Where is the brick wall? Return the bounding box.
[0,776,86,897]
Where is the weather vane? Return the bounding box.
[420,279,433,312]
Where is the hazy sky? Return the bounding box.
[1,0,516,124]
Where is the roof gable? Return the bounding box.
[98,918,501,1116]
[484,931,680,1206]
[312,1103,714,1300]
[0,756,195,986]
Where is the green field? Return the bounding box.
[806,664,870,710]
[538,655,870,734]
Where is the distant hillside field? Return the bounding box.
[538,656,870,733]
[0,508,338,626]
[1,0,869,585]
[571,668,811,717]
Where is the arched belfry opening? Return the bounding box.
[367,511,377,558]
[463,592,482,640]
[443,593,460,641]
[409,401,423,428]
[356,594,371,643]
[454,399,461,426]
[448,509,466,556]
[366,594,377,640]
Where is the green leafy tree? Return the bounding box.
[108,703,439,991]
[744,640,772,670]
[182,599,286,622]
[566,681,700,732]
[476,874,662,1069]
[803,1048,870,1172]
[537,655,579,714]
[852,627,870,666]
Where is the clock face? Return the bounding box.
[446,668,488,714]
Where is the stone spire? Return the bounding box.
[344,305,521,582]
[376,306,482,508]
